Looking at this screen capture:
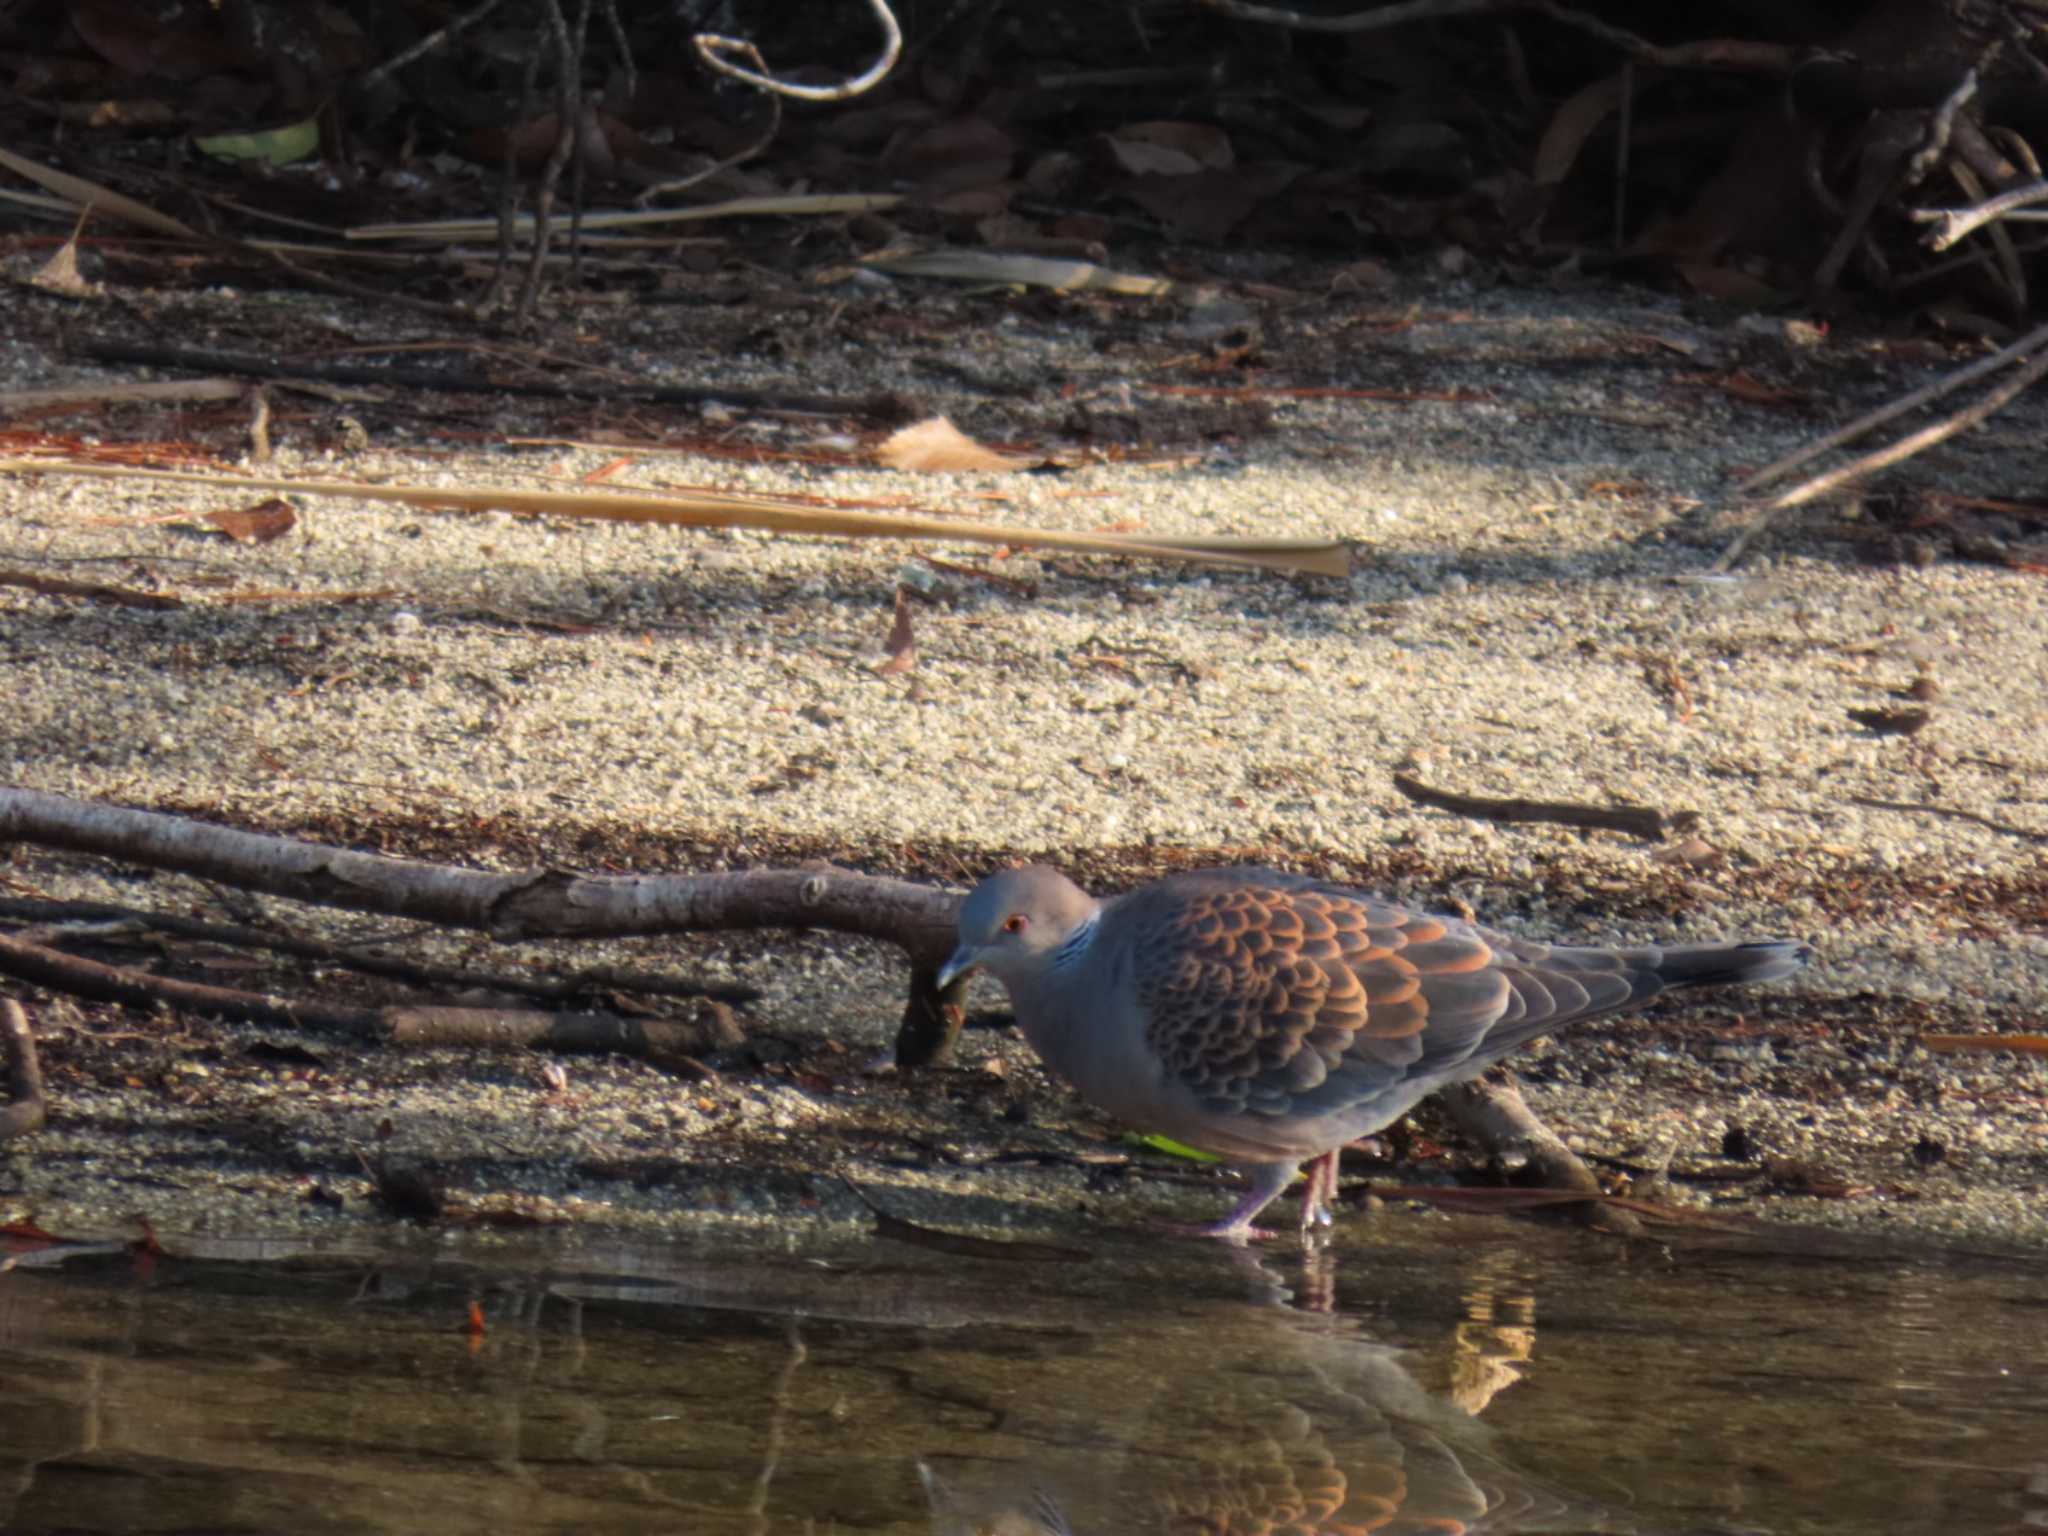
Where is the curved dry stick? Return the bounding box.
[695,0,901,102]
[0,786,962,1062]
[0,998,47,1142]
[0,788,958,954]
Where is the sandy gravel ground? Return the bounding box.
[2,257,2045,1252]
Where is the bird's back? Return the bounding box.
[1072,869,1806,1154]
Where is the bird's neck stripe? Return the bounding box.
[1050,913,1099,971]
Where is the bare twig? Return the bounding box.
[597,0,635,115]
[634,40,782,206]
[1393,772,1687,842]
[0,567,182,609]
[1737,319,2048,493]
[1195,0,1501,33]
[1714,321,2048,570]
[0,998,48,1142]
[515,0,585,324]
[1911,177,2048,251]
[1740,351,2048,511]
[356,0,510,93]
[1197,0,1797,73]
[0,897,760,1004]
[696,0,902,101]
[0,461,1351,576]
[1904,54,1991,187]
[0,788,962,957]
[0,932,744,1057]
[1847,794,2048,843]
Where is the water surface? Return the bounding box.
[2,1213,2043,1534]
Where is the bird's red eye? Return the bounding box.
[1002,914,1028,934]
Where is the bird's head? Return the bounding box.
[935,866,1098,993]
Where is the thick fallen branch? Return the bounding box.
[0,788,959,952]
[1393,772,1689,842]
[0,786,962,1063]
[1,998,49,1142]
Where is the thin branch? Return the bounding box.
[0,788,961,959]
[0,932,744,1058]
[1911,177,2048,251]
[1195,0,1502,33]
[1847,794,2048,843]
[1714,320,2048,570]
[1197,0,1797,74]
[1904,53,1990,187]
[1392,772,1689,842]
[635,40,782,207]
[0,898,760,1004]
[695,0,902,101]
[1438,1073,1645,1236]
[515,0,583,324]
[1721,343,2048,562]
[1736,318,2048,493]
[357,0,510,93]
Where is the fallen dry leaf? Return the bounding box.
[207,497,297,544]
[875,416,1028,473]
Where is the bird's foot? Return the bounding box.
[1150,1216,1280,1243]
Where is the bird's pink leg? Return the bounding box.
[1156,1161,1298,1242]
[1298,1149,1340,1234]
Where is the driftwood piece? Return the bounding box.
[1393,772,1690,842]
[1,998,48,1142]
[1439,1072,1645,1237]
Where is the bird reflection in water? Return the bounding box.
[917,1245,1630,1536]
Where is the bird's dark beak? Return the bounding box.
[933,944,979,991]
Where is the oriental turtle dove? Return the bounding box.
[936,865,1810,1240]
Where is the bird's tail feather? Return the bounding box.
[1645,939,1813,991]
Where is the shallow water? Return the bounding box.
[1,1212,2043,1535]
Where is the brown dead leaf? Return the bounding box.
[874,586,915,676]
[875,416,1028,473]
[1121,164,1298,244]
[208,498,297,544]
[1107,120,1235,176]
[885,114,1014,194]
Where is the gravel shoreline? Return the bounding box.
[2,261,2044,1251]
